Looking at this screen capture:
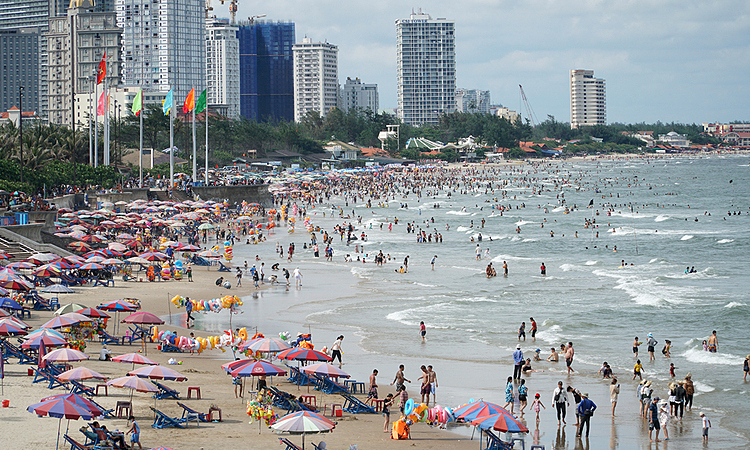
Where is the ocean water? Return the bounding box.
[200,155,750,447]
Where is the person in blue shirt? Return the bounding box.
[503,376,515,415]
[576,393,597,437]
[513,344,524,380]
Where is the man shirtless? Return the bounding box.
[418,365,430,405]
[565,342,575,375]
[366,369,378,405]
[428,365,438,405]
[391,364,411,391]
[707,330,718,353]
[548,347,560,362]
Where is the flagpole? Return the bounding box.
[104,75,109,166]
[88,78,92,165]
[169,92,174,191]
[205,103,209,185]
[94,80,98,168]
[139,90,143,187]
[192,86,197,184]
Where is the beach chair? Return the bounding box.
[288,397,317,414]
[217,261,231,272]
[97,329,124,346]
[2,340,35,364]
[264,386,294,410]
[69,379,95,396]
[278,437,303,450]
[177,402,210,423]
[484,430,513,450]
[60,273,83,286]
[150,406,186,429]
[340,392,376,414]
[191,256,210,266]
[159,341,182,352]
[32,276,54,287]
[31,366,69,390]
[64,434,95,450]
[151,380,180,400]
[311,442,328,450]
[87,398,115,418]
[313,375,349,395]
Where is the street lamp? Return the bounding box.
[19,86,24,183]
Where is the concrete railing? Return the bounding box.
[0,226,73,257]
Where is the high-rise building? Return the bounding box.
[455,88,490,114]
[237,21,295,122]
[206,18,239,118]
[0,29,41,114]
[396,10,455,126]
[341,77,378,113]
[46,0,122,126]
[292,37,338,123]
[117,0,205,100]
[570,69,606,128]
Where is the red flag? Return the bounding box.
[96,53,107,85]
[97,90,106,116]
[183,88,195,114]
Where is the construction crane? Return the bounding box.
[218,0,239,25]
[204,0,213,18]
[519,85,539,127]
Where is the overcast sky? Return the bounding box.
[234,0,750,124]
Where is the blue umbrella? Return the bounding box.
[0,297,23,311]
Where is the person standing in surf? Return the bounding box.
[540,262,546,276]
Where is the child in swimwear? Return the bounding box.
[669,363,676,378]
[633,359,643,380]
[702,340,708,351]
[532,393,545,422]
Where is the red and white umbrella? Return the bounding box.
[128,365,187,382]
[42,348,89,363]
[302,363,350,379]
[112,352,157,366]
[57,366,107,382]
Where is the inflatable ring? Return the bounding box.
[238,328,248,341]
[404,398,414,416]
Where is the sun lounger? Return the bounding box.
[217,261,231,272]
[177,402,210,423]
[60,273,83,287]
[151,380,180,400]
[64,434,95,450]
[340,392,376,414]
[484,430,513,450]
[31,366,69,390]
[150,406,186,429]
[87,398,115,418]
[159,341,182,353]
[287,397,317,414]
[69,379,95,396]
[311,374,349,395]
[98,329,126,346]
[288,366,314,386]
[2,340,35,364]
[278,437,303,450]
[264,386,295,410]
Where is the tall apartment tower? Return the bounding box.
[0,29,41,113]
[455,88,490,114]
[46,0,122,126]
[206,18,239,118]
[292,37,338,123]
[341,77,378,113]
[237,20,295,122]
[117,0,205,100]
[570,69,606,128]
[396,10,455,126]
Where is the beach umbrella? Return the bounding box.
[67,241,91,252]
[302,363,350,379]
[21,331,68,349]
[53,303,88,316]
[242,337,290,353]
[179,244,201,252]
[0,320,27,336]
[42,313,92,329]
[271,410,335,449]
[0,297,23,311]
[125,256,150,265]
[128,365,187,381]
[27,392,99,450]
[25,253,59,265]
[197,223,215,230]
[108,242,128,252]
[25,328,66,340]
[229,359,287,378]
[49,260,75,270]
[5,261,34,270]
[77,262,104,270]
[107,375,159,412]
[470,412,529,434]
[0,286,8,296]
[198,249,221,258]
[42,348,89,363]
[32,264,62,277]
[139,251,169,262]
[84,255,107,264]
[57,367,106,382]
[221,358,255,373]
[121,311,163,325]
[277,347,332,362]
[98,300,137,312]
[112,352,157,370]
[75,307,110,319]
[453,400,508,422]
[0,252,12,260]
[0,315,30,329]
[0,274,33,291]
[0,308,8,317]
[42,284,75,294]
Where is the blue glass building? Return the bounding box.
[238,21,295,122]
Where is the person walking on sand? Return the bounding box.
[553,381,569,426]
[518,379,529,417]
[382,393,394,433]
[428,365,438,405]
[531,393,545,422]
[576,393,596,438]
[513,344,524,380]
[126,415,142,450]
[235,267,242,287]
[648,397,661,442]
[565,342,575,375]
[366,369,379,405]
[701,412,711,442]
[185,298,194,327]
[658,399,670,441]
[391,364,411,391]
[418,365,430,405]
[503,377,515,416]
[684,372,695,410]
[330,335,344,367]
[293,267,302,287]
[646,333,658,361]
[610,378,620,416]
[419,321,426,342]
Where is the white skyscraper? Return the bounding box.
[206,18,239,118]
[456,89,490,114]
[292,37,338,122]
[570,69,606,128]
[341,77,378,113]
[396,10,455,126]
[116,0,205,99]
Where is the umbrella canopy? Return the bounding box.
[197,223,215,230]
[42,284,75,294]
[53,303,88,316]
[230,360,287,378]
[42,348,89,363]
[39,393,104,418]
[67,241,91,252]
[75,307,110,319]
[470,412,529,433]
[98,300,137,312]
[32,264,62,277]
[0,275,33,291]
[27,395,95,420]
[0,297,23,310]
[0,315,30,329]
[0,320,28,336]
[0,286,8,296]
[242,337,291,353]
[271,410,335,433]
[57,366,107,382]
[107,375,159,393]
[128,365,187,381]
[277,347,332,362]
[121,311,164,325]
[302,363,350,379]
[25,328,65,340]
[22,333,68,349]
[5,261,34,270]
[111,353,157,365]
[453,400,507,422]
[138,251,169,262]
[77,262,104,271]
[25,253,59,265]
[42,313,92,329]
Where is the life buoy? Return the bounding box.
[238,328,248,341]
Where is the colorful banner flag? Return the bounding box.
[96,53,107,85]
[132,89,142,116]
[97,90,107,116]
[195,89,207,114]
[163,88,173,116]
[183,88,195,114]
